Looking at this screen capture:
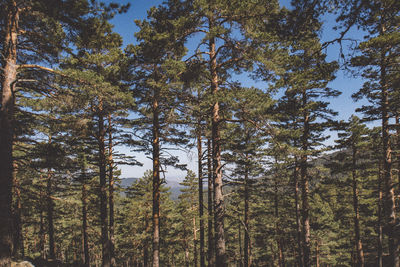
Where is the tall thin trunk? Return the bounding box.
[396,114,400,195]
[209,19,227,267]
[294,159,303,267]
[239,223,243,267]
[152,86,161,267]
[12,162,23,259]
[184,239,190,267]
[108,115,116,267]
[207,139,214,266]
[81,155,90,267]
[144,214,151,267]
[380,33,399,266]
[47,135,55,260]
[274,161,284,267]
[144,244,148,267]
[197,126,205,267]
[351,145,364,267]
[315,240,320,267]
[193,212,198,267]
[397,114,400,266]
[301,91,311,267]
[82,179,90,266]
[0,1,19,265]
[39,209,46,259]
[47,168,55,260]
[244,165,250,267]
[98,108,110,267]
[377,163,383,267]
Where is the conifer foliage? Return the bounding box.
[1,0,399,266]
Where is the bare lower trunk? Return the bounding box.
[301,92,311,267]
[301,151,310,267]
[0,1,19,265]
[244,166,250,267]
[380,46,399,267]
[39,209,46,259]
[98,110,110,267]
[378,163,383,267]
[294,159,303,267]
[82,177,90,267]
[152,87,161,267]
[184,240,190,267]
[197,127,205,267]
[47,168,55,260]
[108,115,116,267]
[239,223,243,267]
[397,115,400,266]
[352,146,364,267]
[193,214,198,267]
[396,114,400,195]
[211,66,226,267]
[209,21,226,267]
[274,163,284,267]
[12,162,23,259]
[144,245,148,267]
[46,134,56,260]
[207,139,214,266]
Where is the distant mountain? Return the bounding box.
[119,177,184,200]
[119,177,139,188]
[164,180,183,200]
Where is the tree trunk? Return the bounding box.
[207,139,214,266]
[39,208,46,259]
[352,146,364,267]
[315,240,320,267]
[98,108,110,267]
[12,162,24,259]
[47,168,55,260]
[144,245,148,267]
[108,115,116,267]
[197,127,205,267]
[396,114,400,195]
[396,114,400,266]
[81,156,90,267]
[294,159,303,267]
[46,135,56,260]
[184,240,190,267]
[301,91,311,267]
[274,161,284,267]
[0,1,19,265]
[193,213,198,267]
[380,41,399,267]
[152,86,161,267]
[377,163,383,267]
[239,223,243,267]
[244,165,250,267]
[209,19,227,267]
[81,172,90,267]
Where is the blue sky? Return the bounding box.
[108,0,369,180]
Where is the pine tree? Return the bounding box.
[334,116,370,267]
[0,1,128,264]
[348,1,400,264]
[128,3,191,266]
[0,1,87,263]
[223,86,273,266]
[271,1,340,264]
[178,170,200,267]
[61,14,132,265]
[177,1,282,264]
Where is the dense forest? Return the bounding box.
[1,0,400,266]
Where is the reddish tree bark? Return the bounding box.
[0,1,19,265]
